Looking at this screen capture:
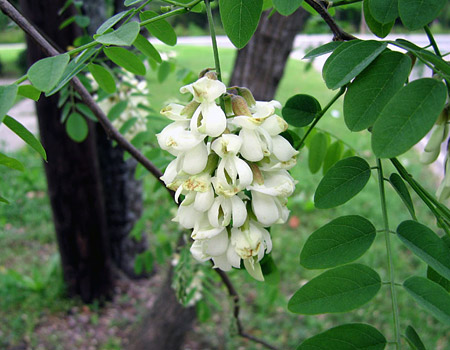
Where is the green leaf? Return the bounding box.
[427,236,450,292]
[158,61,171,83]
[344,51,411,131]
[18,85,41,101]
[0,195,9,204]
[103,47,146,75]
[133,34,162,63]
[107,101,128,121]
[282,94,321,127]
[88,63,116,94]
[308,133,328,174]
[3,116,46,160]
[301,215,376,269]
[75,103,97,122]
[59,16,75,30]
[27,54,70,93]
[0,152,25,171]
[303,41,343,59]
[399,0,446,30]
[140,11,177,46]
[369,0,398,24]
[364,0,394,38]
[288,264,381,314]
[125,0,144,6]
[95,21,140,46]
[75,15,90,28]
[0,85,18,124]
[372,78,447,158]
[389,173,416,219]
[47,48,98,96]
[219,0,263,49]
[96,10,132,35]
[322,141,343,174]
[403,276,450,325]
[244,258,264,281]
[404,325,427,350]
[397,220,450,280]
[273,0,303,16]
[66,112,89,142]
[314,156,371,209]
[323,40,387,90]
[296,323,386,350]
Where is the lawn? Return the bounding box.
[0,44,449,349]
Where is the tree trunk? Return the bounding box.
[229,9,310,100]
[82,0,148,279]
[127,269,196,350]
[20,0,114,302]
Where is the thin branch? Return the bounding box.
[0,0,175,200]
[328,0,363,7]
[304,0,356,41]
[215,269,280,350]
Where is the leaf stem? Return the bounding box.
[376,158,401,349]
[14,75,27,85]
[204,0,222,81]
[297,86,346,149]
[122,0,153,25]
[424,25,442,57]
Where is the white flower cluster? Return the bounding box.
[421,106,450,202]
[157,72,298,280]
[97,71,149,142]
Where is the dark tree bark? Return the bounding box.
[82,0,148,279]
[229,9,310,100]
[20,0,114,302]
[127,269,196,350]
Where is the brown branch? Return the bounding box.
[0,0,175,200]
[215,268,280,350]
[304,0,356,41]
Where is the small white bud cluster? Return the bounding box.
[421,107,450,202]
[157,73,298,280]
[97,70,149,142]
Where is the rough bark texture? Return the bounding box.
[20,0,114,302]
[229,9,310,100]
[82,0,148,279]
[127,269,196,350]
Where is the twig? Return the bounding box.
[0,0,175,200]
[304,0,355,41]
[215,269,280,350]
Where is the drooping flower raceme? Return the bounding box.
[157,72,298,280]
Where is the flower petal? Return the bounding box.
[204,229,228,256]
[183,142,208,175]
[231,195,247,227]
[251,191,280,226]
[272,135,298,162]
[200,102,227,137]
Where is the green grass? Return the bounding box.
[0,44,449,349]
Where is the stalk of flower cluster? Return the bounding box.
[157,72,298,280]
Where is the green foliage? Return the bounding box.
[308,132,328,174]
[344,50,411,131]
[65,112,89,142]
[389,173,416,219]
[288,264,381,314]
[95,21,140,46]
[303,42,343,59]
[140,10,177,46]
[133,34,162,63]
[300,215,376,269]
[314,156,371,209]
[403,276,450,325]
[296,323,386,350]
[398,0,446,30]
[219,0,263,49]
[371,78,447,158]
[273,0,303,16]
[96,10,133,35]
[17,84,41,101]
[404,325,427,350]
[368,0,398,24]
[0,152,25,172]
[3,116,46,160]
[282,94,321,127]
[104,46,146,75]
[88,63,116,94]
[322,40,387,90]
[363,0,394,38]
[322,141,343,174]
[0,84,17,123]
[27,54,69,93]
[396,221,450,280]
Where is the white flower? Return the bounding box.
[211,134,253,196]
[230,221,272,261]
[180,75,226,103]
[208,194,247,228]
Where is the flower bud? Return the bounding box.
[237,87,256,107]
[250,163,264,185]
[231,95,252,117]
[223,94,234,117]
[181,100,200,118]
[205,71,218,80]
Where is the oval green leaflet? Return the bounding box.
[288,263,381,314]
